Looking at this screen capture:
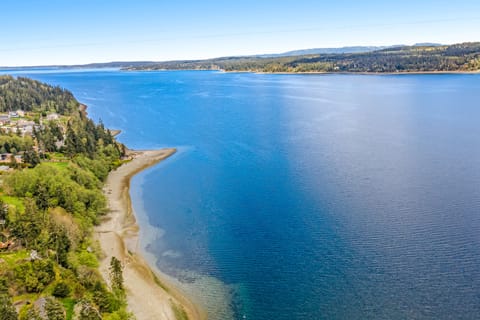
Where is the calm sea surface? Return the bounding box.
[3,69,480,319]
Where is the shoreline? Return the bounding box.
[250,70,480,75]
[95,148,206,320]
[121,68,480,75]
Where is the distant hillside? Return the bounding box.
[263,46,393,57]
[125,42,480,73]
[265,43,442,57]
[0,61,158,70]
[70,61,158,69]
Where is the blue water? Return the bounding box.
[3,69,480,319]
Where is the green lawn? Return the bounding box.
[0,249,29,267]
[48,152,68,159]
[62,298,76,320]
[1,195,25,214]
[43,161,69,169]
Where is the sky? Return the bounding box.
[1,0,479,66]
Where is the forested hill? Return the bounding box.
[0,76,78,114]
[125,42,480,73]
[0,76,131,319]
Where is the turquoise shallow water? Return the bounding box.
[2,69,480,319]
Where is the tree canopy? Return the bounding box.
[0,76,78,114]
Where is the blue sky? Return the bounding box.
[1,0,479,66]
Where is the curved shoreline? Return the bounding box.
[95,148,206,320]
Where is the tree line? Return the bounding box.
[125,42,480,73]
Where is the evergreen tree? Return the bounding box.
[78,300,102,320]
[20,307,41,320]
[52,281,71,298]
[109,256,124,292]
[49,225,71,267]
[11,199,42,248]
[45,297,66,320]
[23,150,41,168]
[92,281,114,313]
[64,123,77,158]
[0,295,18,320]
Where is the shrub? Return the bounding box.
[52,281,71,298]
[15,259,55,293]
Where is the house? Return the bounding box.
[8,111,18,118]
[16,110,25,117]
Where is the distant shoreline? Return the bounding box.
[95,148,206,320]
[121,68,480,75]
[2,66,478,76]
[251,70,480,75]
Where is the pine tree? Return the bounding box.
[0,295,18,320]
[64,122,77,158]
[23,150,41,168]
[45,297,66,320]
[78,300,102,320]
[21,307,42,320]
[109,256,124,292]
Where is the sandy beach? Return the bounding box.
[95,149,205,320]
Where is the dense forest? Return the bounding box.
[0,77,131,319]
[125,42,480,73]
[0,76,78,114]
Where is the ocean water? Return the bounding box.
[3,69,480,319]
